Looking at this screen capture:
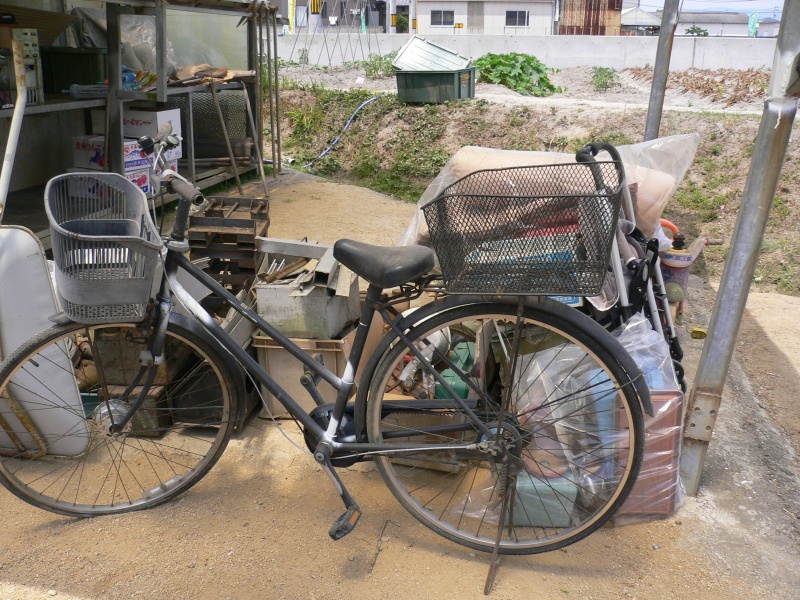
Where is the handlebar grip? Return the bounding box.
[591,141,623,163]
[575,145,597,164]
[170,178,204,205]
[169,179,204,242]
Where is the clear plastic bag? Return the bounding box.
[612,312,680,391]
[454,315,685,528]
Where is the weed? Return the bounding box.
[361,51,398,79]
[285,105,323,145]
[771,194,791,221]
[474,53,562,97]
[674,179,732,221]
[591,67,621,92]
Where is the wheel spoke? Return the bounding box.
[0,322,237,516]
[368,303,643,555]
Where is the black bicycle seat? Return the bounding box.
[333,239,434,289]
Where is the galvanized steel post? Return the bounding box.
[680,1,800,496]
[644,0,679,141]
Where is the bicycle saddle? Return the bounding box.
[334,239,434,289]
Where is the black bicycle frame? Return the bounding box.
[156,244,489,457]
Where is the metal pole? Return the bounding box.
[272,9,283,173]
[0,39,27,223]
[250,7,263,175]
[263,5,278,178]
[241,84,270,199]
[644,0,679,141]
[210,85,244,195]
[680,1,800,497]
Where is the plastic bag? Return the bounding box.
[398,134,700,248]
[612,312,680,391]
[611,312,686,524]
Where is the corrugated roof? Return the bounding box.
[676,11,749,25]
[392,36,471,72]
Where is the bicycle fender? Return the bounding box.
[169,312,249,425]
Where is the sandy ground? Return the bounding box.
[0,171,797,599]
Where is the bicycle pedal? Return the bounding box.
[329,506,362,541]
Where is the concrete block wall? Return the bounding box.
[276,33,777,71]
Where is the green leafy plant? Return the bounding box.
[591,67,620,92]
[474,53,562,97]
[361,51,398,79]
[685,26,709,36]
[396,14,409,34]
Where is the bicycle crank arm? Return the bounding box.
[314,444,362,540]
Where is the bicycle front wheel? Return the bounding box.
[0,319,239,516]
[366,300,644,555]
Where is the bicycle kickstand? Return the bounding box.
[314,444,362,541]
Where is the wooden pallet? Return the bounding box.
[187,196,269,297]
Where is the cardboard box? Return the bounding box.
[73,135,182,171]
[125,159,178,196]
[123,107,182,139]
[252,323,383,418]
[67,160,177,197]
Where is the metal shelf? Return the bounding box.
[0,97,105,119]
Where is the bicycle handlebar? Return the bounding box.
[574,142,625,192]
[168,178,204,242]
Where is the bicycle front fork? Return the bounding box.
[107,295,172,435]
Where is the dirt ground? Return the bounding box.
[0,169,798,599]
[279,64,767,114]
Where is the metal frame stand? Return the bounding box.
[680,2,800,496]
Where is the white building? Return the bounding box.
[757,17,780,38]
[620,6,660,36]
[415,1,556,36]
[675,11,750,37]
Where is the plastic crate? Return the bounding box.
[45,172,163,324]
[422,162,623,296]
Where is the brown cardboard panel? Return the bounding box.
[0,7,77,47]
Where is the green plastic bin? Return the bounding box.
[396,67,476,104]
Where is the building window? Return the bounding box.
[505,11,529,27]
[431,10,455,26]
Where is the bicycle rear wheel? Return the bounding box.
[366,300,644,555]
[0,319,239,516]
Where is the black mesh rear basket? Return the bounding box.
[422,162,623,295]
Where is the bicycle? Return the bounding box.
[0,131,650,581]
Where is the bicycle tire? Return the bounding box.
[366,300,644,555]
[0,319,239,517]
